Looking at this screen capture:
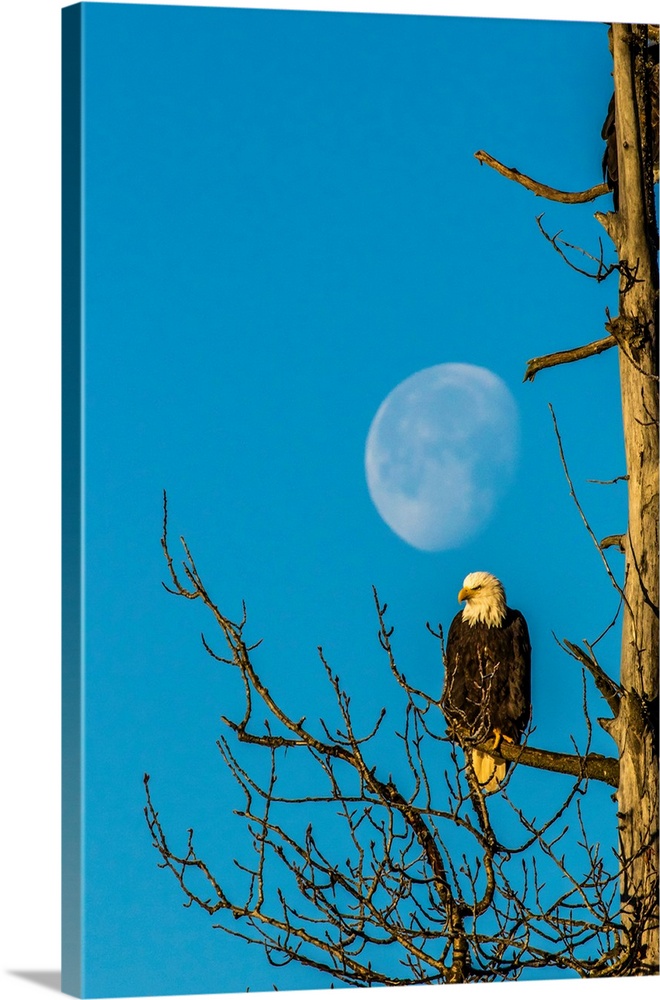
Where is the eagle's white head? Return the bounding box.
[459,571,507,627]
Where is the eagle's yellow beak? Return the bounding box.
[458,586,473,603]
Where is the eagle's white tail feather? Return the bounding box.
[471,750,507,792]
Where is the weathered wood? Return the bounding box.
[474,735,619,787]
[601,22,659,975]
[524,335,616,382]
[474,149,610,203]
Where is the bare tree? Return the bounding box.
[145,22,658,984]
[145,495,623,984]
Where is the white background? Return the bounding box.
[0,1,657,999]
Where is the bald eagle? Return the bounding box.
[441,571,531,792]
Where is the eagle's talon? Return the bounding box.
[492,727,515,752]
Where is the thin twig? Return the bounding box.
[535,214,621,283]
[548,405,628,609]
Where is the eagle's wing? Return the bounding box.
[504,610,532,740]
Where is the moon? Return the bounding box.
[365,363,520,551]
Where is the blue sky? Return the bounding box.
[66,3,629,995]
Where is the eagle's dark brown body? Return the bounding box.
[441,574,531,794]
[442,608,531,746]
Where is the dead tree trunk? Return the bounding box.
[596,22,659,975]
[476,20,658,975]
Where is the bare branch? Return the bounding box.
[524,336,616,383]
[470,734,618,788]
[474,149,609,203]
[600,534,627,552]
[535,214,622,282]
[554,635,622,718]
[548,404,629,610]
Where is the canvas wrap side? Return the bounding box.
[62,4,83,996]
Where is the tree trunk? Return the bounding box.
[598,22,659,975]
